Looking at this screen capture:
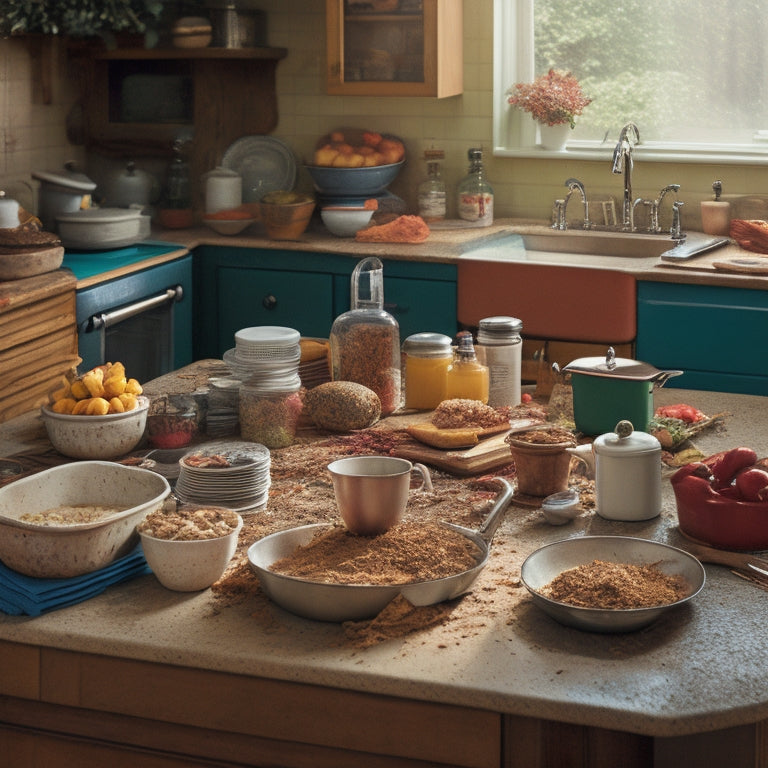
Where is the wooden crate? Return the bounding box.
[0,270,80,423]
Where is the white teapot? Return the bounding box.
[567,420,662,521]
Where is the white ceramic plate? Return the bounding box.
[222,136,297,202]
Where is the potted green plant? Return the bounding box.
[507,69,592,150]
[0,0,167,48]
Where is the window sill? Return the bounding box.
[493,142,768,166]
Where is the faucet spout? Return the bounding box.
[612,122,640,231]
[564,178,590,229]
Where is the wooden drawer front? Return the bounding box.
[40,650,500,768]
[0,284,78,422]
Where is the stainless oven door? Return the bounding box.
[76,257,193,381]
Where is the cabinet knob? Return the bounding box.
[262,294,277,310]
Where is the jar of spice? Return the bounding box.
[401,332,453,410]
[330,257,401,414]
[476,316,523,408]
[445,331,489,403]
[239,376,303,449]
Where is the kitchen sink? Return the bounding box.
[520,228,673,258]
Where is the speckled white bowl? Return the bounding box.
[139,515,243,592]
[41,396,149,459]
[0,461,171,578]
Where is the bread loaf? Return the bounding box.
[304,381,381,432]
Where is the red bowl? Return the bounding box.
[673,484,768,550]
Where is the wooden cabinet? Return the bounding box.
[193,246,457,358]
[636,281,768,395]
[70,45,287,208]
[326,0,463,97]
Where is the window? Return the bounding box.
[493,0,768,164]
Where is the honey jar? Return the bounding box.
[402,332,453,410]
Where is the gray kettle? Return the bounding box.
[102,161,158,211]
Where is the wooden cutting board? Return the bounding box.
[393,419,541,476]
[711,256,768,274]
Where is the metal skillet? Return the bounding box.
[247,478,514,622]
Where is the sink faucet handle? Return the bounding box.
[552,199,567,230]
[564,178,591,229]
[671,200,685,241]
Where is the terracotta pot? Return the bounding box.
[507,437,573,497]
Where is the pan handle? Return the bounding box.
[477,478,514,545]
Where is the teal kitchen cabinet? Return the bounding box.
[637,281,768,395]
[193,246,457,359]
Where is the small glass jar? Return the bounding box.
[146,394,199,449]
[239,378,303,449]
[402,332,453,410]
[445,331,489,403]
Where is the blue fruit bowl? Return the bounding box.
[304,162,404,197]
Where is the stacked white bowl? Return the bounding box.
[223,326,302,390]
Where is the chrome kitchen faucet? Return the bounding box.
[611,121,640,231]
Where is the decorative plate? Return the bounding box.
[222,136,297,203]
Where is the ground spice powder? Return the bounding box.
[542,559,689,609]
[269,521,482,585]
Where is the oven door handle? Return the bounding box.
[84,285,184,332]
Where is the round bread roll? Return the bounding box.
[304,381,381,432]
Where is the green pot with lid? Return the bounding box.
[563,347,682,435]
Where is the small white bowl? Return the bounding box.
[202,218,255,236]
[41,396,149,460]
[139,511,243,592]
[321,207,374,237]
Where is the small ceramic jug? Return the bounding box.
[567,420,662,521]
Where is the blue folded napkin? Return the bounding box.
[0,543,151,617]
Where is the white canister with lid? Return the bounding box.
[203,166,242,214]
[476,316,523,408]
[568,420,662,521]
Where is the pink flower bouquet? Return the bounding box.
[507,69,592,128]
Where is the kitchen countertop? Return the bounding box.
[1,376,767,741]
[151,217,768,291]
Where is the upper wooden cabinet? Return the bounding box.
[326,0,463,98]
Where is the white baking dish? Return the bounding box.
[0,461,170,578]
[56,207,151,250]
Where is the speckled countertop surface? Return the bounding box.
[147,217,768,291]
[1,385,767,738]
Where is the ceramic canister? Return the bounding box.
[203,166,242,214]
[591,420,662,521]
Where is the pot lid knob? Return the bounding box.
[615,420,634,439]
[605,346,617,370]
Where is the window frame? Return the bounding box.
[492,0,768,165]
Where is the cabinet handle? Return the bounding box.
[263,294,277,310]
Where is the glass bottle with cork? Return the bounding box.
[457,147,494,226]
[417,148,447,222]
[445,331,489,403]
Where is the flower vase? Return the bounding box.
[537,122,571,151]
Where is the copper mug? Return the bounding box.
[327,456,432,536]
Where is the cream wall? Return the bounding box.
[1,0,766,226]
[0,37,83,212]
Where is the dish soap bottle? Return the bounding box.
[445,331,489,403]
[330,257,401,415]
[701,180,731,236]
[457,148,493,226]
[417,148,446,222]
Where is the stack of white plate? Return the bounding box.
[175,441,271,512]
[223,326,302,391]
